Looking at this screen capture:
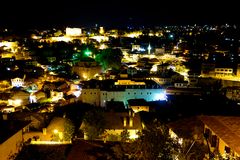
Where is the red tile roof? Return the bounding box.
[199,116,240,155]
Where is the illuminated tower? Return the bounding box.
[99,27,104,35]
[148,43,151,54]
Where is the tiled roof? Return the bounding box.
[199,116,240,155]
[104,112,142,130]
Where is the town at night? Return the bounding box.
[0,0,239,160]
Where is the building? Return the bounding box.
[127,99,149,113]
[72,60,102,80]
[80,111,143,141]
[0,119,30,160]
[11,77,25,88]
[215,68,233,77]
[166,87,202,96]
[65,27,82,37]
[199,116,240,158]
[80,80,166,107]
[224,86,240,101]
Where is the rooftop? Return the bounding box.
[199,115,240,155]
[104,112,142,130]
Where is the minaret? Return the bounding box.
[148,43,151,54]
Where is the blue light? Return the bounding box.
[155,91,167,101]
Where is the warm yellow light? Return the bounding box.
[53,129,58,134]
[99,44,107,49]
[150,65,158,72]
[66,27,82,36]
[129,133,138,139]
[83,74,87,80]
[8,99,22,107]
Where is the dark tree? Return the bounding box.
[95,48,123,70]
[81,109,106,140]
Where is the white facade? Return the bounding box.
[65,27,82,37]
[80,88,165,107]
[11,78,24,87]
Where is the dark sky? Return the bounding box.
[0,0,239,29]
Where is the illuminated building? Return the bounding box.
[80,111,142,141]
[65,27,82,37]
[200,116,240,158]
[11,77,25,88]
[80,80,167,107]
[99,26,104,35]
[0,41,18,53]
[0,120,30,160]
[128,99,149,113]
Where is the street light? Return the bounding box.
[53,129,58,134]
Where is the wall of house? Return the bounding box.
[104,129,139,141]
[131,106,149,113]
[204,125,233,157]
[80,88,165,107]
[101,88,164,107]
[80,89,101,106]
[0,130,23,160]
[100,91,125,107]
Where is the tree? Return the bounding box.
[95,48,123,70]
[82,109,106,140]
[63,118,75,141]
[111,120,181,160]
[120,129,130,142]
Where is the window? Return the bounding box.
[204,128,210,139]
[225,146,230,153]
[211,135,217,147]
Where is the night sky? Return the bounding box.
[0,0,239,29]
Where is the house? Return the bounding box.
[32,90,47,102]
[199,116,240,158]
[50,90,64,102]
[23,117,72,144]
[166,87,202,96]
[127,99,149,113]
[9,90,30,107]
[224,86,240,101]
[10,112,46,130]
[0,118,31,160]
[11,77,25,88]
[81,111,143,141]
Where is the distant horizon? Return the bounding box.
[0,19,239,31]
[0,0,238,30]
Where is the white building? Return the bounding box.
[11,77,24,88]
[80,80,166,107]
[65,27,82,37]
